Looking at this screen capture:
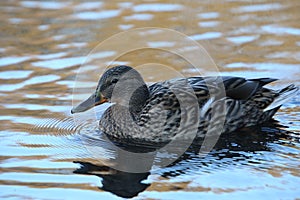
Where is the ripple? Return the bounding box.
[124,14,154,21]
[88,51,116,60]
[232,3,283,13]
[189,32,222,40]
[0,70,32,79]
[20,1,70,10]
[30,117,78,136]
[133,3,183,12]
[0,74,60,91]
[32,56,86,70]
[119,24,134,30]
[35,52,67,60]
[0,83,23,92]
[259,39,284,46]
[226,35,259,44]
[0,185,104,200]
[57,42,87,49]
[197,12,219,19]
[0,56,30,67]
[266,52,300,61]
[8,18,25,24]
[0,158,77,168]
[224,62,300,79]
[198,21,220,28]
[147,41,175,48]
[0,172,95,184]
[74,2,103,11]
[73,10,121,20]
[262,24,300,36]
[3,103,66,113]
[118,2,134,9]
[38,24,50,31]
[25,75,61,85]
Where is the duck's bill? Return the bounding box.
[71,93,108,114]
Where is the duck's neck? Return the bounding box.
[112,83,150,118]
[128,84,149,116]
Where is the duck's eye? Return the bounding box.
[111,78,118,84]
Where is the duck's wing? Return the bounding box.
[144,77,297,138]
[223,77,278,100]
[148,76,298,110]
[187,76,278,100]
[148,76,277,100]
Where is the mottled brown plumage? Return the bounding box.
[72,66,298,143]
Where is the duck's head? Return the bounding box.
[71,65,149,114]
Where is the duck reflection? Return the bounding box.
[73,120,294,198]
[73,161,150,198]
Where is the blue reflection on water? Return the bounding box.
[227,35,259,44]
[32,57,86,70]
[20,1,69,10]
[0,56,30,67]
[73,10,121,20]
[233,3,282,13]
[190,32,222,40]
[262,25,300,36]
[133,3,183,12]
[0,70,32,79]
[124,14,154,21]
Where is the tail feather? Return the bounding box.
[263,84,299,112]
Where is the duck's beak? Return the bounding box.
[71,92,108,114]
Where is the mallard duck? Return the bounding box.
[71,65,298,143]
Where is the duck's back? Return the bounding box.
[144,76,298,137]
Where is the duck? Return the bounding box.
[71,65,298,143]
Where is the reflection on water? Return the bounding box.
[0,0,299,199]
[74,122,299,199]
[74,161,151,199]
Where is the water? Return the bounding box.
[0,0,300,199]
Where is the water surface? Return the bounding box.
[0,0,299,199]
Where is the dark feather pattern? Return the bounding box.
[72,66,298,143]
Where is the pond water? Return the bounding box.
[0,0,299,199]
